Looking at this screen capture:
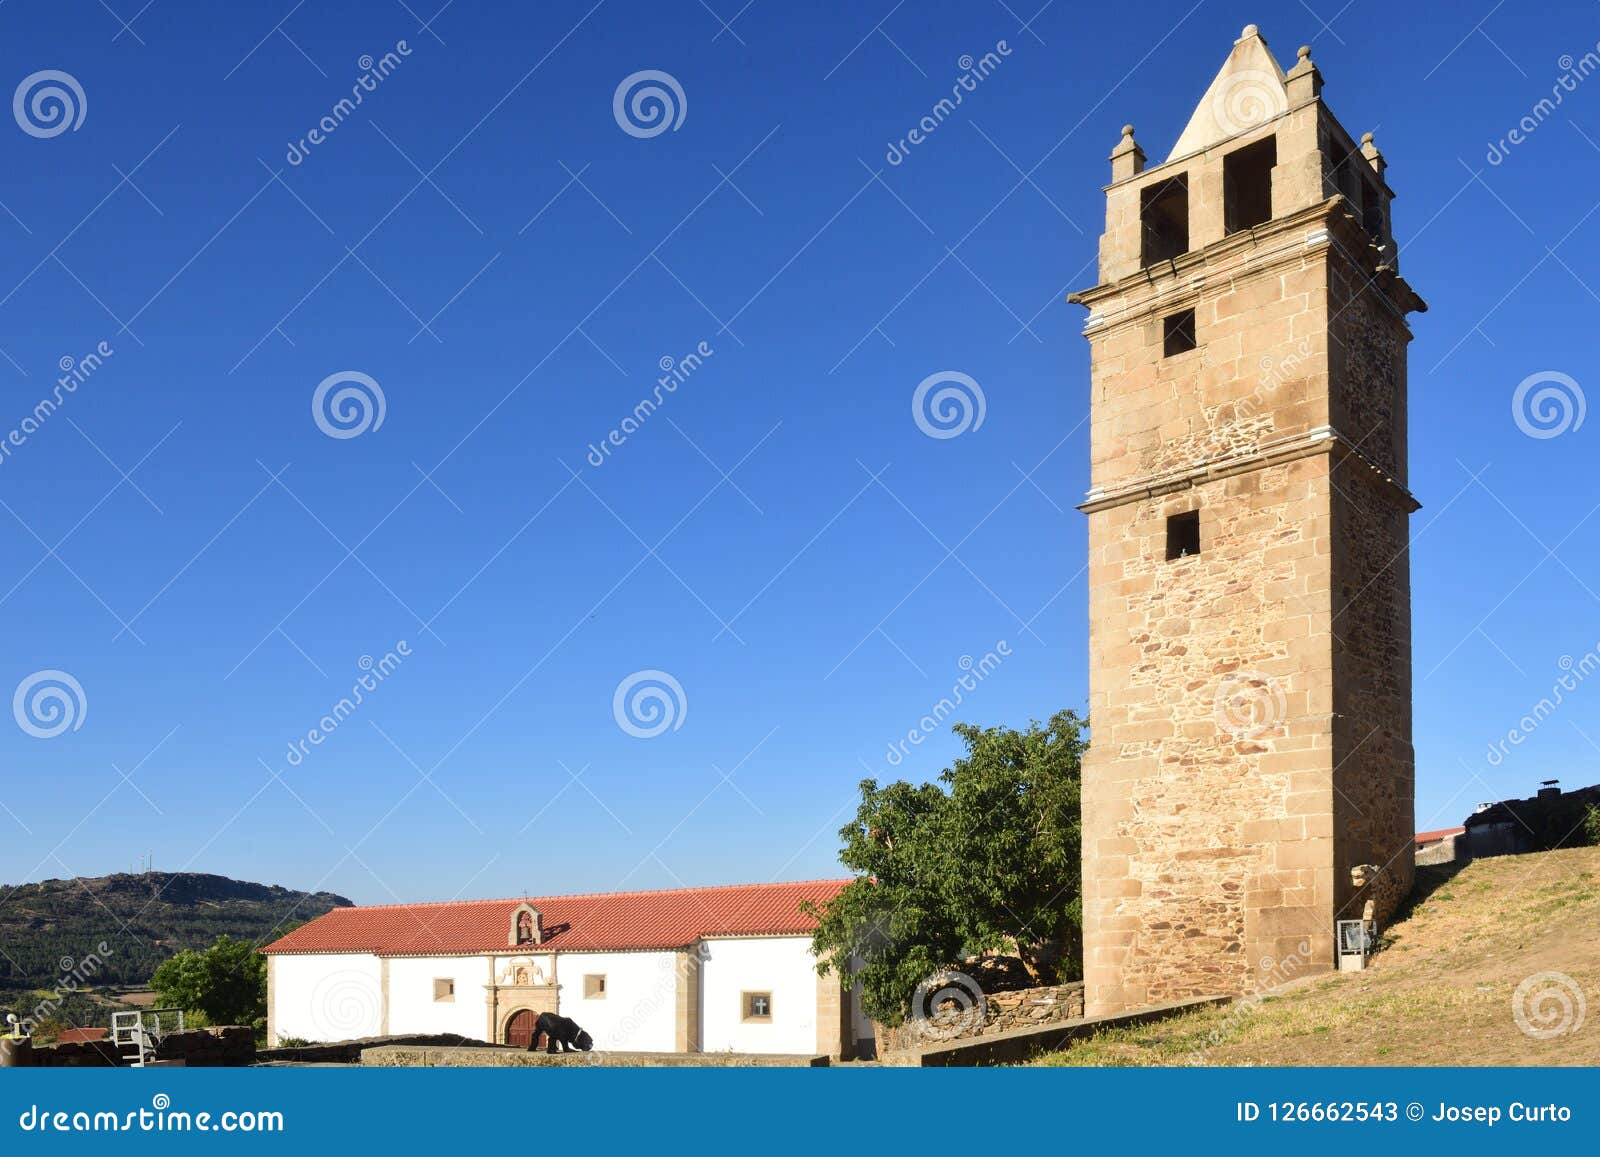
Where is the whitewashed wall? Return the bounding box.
[272,953,383,1043]
[555,951,679,1052]
[386,955,492,1039]
[271,941,833,1053]
[699,937,819,1055]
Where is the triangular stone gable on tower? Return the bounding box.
[1167,24,1288,160]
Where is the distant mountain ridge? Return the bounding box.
[0,871,352,993]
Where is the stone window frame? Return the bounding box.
[1165,509,1201,560]
[741,990,773,1023]
[1139,172,1189,267]
[432,977,455,1003]
[1222,135,1277,235]
[1161,307,1198,357]
[583,973,607,999]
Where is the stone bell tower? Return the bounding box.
[1071,26,1425,1015]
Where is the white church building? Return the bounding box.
[262,878,868,1058]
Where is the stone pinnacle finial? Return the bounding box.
[1286,39,1322,102]
[1361,131,1385,177]
[1110,122,1145,180]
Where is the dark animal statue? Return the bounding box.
[530,1011,594,1054]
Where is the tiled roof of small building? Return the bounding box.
[1413,827,1465,844]
[55,1027,108,1043]
[260,877,851,956]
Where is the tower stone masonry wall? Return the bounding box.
[1074,26,1422,1016]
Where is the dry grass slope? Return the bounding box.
[1033,845,1600,1066]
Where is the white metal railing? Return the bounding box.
[110,1008,185,1067]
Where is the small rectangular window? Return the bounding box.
[1323,144,1357,204]
[1163,309,1196,357]
[433,978,454,1002]
[1166,510,1200,560]
[1361,181,1385,242]
[584,974,607,999]
[1140,174,1189,267]
[1223,137,1276,233]
[742,991,773,1022]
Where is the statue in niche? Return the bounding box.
[516,911,534,944]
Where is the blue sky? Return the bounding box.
[0,0,1596,906]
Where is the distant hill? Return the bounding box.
[0,871,352,994]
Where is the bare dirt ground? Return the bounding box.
[1033,845,1600,1066]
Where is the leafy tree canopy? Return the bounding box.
[149,935,268,1030]
[805,708,1086,1026]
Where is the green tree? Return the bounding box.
[149,935,266,1030]
[940,712,1085,980]
[805,709,1086,1026]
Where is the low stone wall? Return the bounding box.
[988,982,1085,1032]
[14,1039,120,1068]
[257,1033,494,1065]
[878,981,1085,1054]
[25,1027,254,1068]
[892,996,1231,1067]
[362,1045,828,1068]
[1415,835,1462,866]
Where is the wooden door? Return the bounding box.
[505,1009,537,1048]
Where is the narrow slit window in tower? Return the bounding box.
[1223,137,1276,233]
[1166,510,1200,560]
[1140,174,1189,267]
[1163,308,1197,356]
[1361,180,1385,244]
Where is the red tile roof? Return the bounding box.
[260,878,852,956]
[55,1028,108,1043]
[1414,827,1465,844]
